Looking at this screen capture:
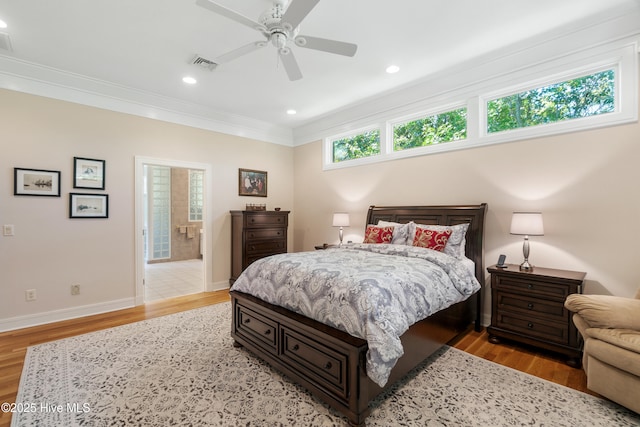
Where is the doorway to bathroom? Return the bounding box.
[134,157,211,304]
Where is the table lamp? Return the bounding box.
[510,212,544,271]
[332,212,350,246]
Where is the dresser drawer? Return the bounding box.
[235,304,278,355]
[245,214,288,228]
[245,228,286,241]
[493,276,571,301]
[494,291,568,322]
[495,311,569,345]
[281,327,348,399]
[246,239,286,255]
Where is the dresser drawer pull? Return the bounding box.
[527,284,534,289]
[324,362,332,370]
[527,303,534,310]
[244,318,251,324]
[264,329,271,335]
[527,322,534,328]
[292,344,299,351]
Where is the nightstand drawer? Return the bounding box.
[495,311,569,345]
[495,291,568,322]
[494,276,571,300]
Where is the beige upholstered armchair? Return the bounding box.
[564,289,640,414]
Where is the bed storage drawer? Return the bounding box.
[234,304,278,355]
[281,327,348,399]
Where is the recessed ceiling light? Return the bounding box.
[386,65,400,74]
[0,19,7,29]
[286,109,297,115]
[182,76,197,85]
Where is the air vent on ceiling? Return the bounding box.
[0,33,13,52]
[191,55,217,71]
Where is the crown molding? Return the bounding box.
[0,55,294,146]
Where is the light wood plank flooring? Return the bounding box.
[0,290,594,427]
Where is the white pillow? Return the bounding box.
[377,220,415,245]
[412,222,469,259]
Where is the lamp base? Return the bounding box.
[519,260,533,271]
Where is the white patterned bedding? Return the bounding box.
[230,243,481,387]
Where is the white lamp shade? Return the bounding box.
[332,212,350,227]
[510,212,544,236]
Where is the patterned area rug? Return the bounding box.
[13,302,640,426]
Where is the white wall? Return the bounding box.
[0,89,294,330]
[292,117,640,321]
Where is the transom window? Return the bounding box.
[393,107,467,151]
[486,69,615,134]
[331,128,380,163]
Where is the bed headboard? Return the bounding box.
[366,204,488,287]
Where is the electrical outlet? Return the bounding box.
[25,289,36,301]
[71,284,80,295]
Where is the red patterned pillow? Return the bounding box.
[412,227,452,252]
[363,225,394,244]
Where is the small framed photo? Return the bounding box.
[239,168,267,197]
[74,157,105,190]
[69,193,109,218]
[14,168,61,197]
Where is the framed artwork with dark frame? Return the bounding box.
[238,168,267,197]
[14,168,61,197]
[73,157,105,190]
[69,193,109,218]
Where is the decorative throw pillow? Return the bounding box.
[412,222,469,259]
[363,225,394,244]
[377,220,414,244]
[412,227,452,251]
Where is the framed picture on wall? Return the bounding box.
[238,168,267,197]
[73,157,105,190]
[69,193,109,218]
[14,168,61,197]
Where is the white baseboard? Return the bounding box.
[208,280,230,292]
[0,298,136,332]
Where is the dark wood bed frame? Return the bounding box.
[230,204,487,426]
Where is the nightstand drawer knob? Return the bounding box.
[527,303,534,309]
[528,322,534,328]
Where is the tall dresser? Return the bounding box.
[229,210,290,284]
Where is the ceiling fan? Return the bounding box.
[195,0,358,81]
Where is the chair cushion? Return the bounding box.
[565,294,640,330]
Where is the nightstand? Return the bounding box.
[487,264,586,367]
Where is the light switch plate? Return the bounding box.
[3,224,15,236]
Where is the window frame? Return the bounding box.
[188,169,204,222]
[322,42,637,170]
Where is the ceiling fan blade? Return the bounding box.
[295,35,357,57]
[281,0,320,31]
[196,0,266,32]
[215,41,267,64]
[279,50,303,81]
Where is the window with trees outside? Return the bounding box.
[331,128,380,163]
[486,69,615,133]
[323,43,636,170]
[393,107,467,151]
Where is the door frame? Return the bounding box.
[134,156,213,305]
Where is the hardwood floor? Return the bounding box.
[0,290,594,427]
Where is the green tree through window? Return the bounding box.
[487,70,615,133]
[393,108,467,151]
[332,129,380,163]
